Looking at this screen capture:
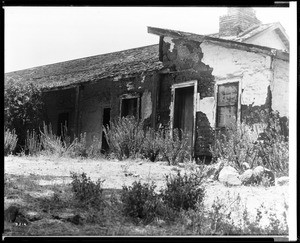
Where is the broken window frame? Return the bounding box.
[119,93,141,119]
[215,79,241,128]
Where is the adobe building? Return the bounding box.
[5,8,289,160]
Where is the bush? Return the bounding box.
[210,121,259,172]
[39,123,88,158]
[103,117,191,163]
[4,81,45,151]
[161,171,205,212]
[141,127,164,162]
[159,128,191,165]
[70,172,105,210]
[66,132,88,158]
[210,111,289,175]
[103,116,144,160]
[4,128,18,156]
[120,181,160,224]
[254,111,289,176]
[40,123,66,156]
[86,136,103,158]
[25,129,42,155]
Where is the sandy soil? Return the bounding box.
[4,155,290,229]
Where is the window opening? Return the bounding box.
[216,82,239,128]
[121,97,139,118]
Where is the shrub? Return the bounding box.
[4,81,45,151]
[159,128,191,165]
[70,172,105,210]
[40,123,66,156]
[25,129,42,155]
[141,127,164,162]
[103,116,144,160]
[161,171,205,212]
[86,136,103,158]
[210,122,258,172]
[4,128,18,156]
[120,181,160,224]
[210,111,289,176]
[254,111,289,176]
[39,123,88,158]
[103,117,191,163]
[66,132,88,158]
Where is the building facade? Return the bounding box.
[5,8,289,160]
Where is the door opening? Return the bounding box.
[173,86,194,148]
[101,108,111,153]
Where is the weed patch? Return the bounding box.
[161,171,205,212]
[70,172,105,210]
[5,129,18,156]
[120,181,160,224]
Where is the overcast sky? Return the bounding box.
[4,6,296,72]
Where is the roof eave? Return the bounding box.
[148,26,289,61]
[42,67,163,92]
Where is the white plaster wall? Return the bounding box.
[200,41,274,126]
[244,30,287,51]
[200,41,272,106]
[197,96,215,127]
[271,58,289,117]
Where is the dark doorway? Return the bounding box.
[57,112,69,137]
[101,108,111,153]
[173,86,194,147]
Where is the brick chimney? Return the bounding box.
[219,8,261,36]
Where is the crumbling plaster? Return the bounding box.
[141,90,152,120]
[200,40,273,107]
[271,58,289,117]
[197,96,215,128]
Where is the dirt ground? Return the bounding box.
[4,155,290,232]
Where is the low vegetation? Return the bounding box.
[4,83,290,236]
[121,181,159,224]
[4,169,288,236]
[210,111,289,176]
[4,128,18,156]
[4,80,45,152]
[70,172,105,210]
[103,117,190,164]
[103,116,145,160]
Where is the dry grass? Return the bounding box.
[4,155,289,236]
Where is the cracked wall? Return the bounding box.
[159,37,215,157]
[271,58,289,118]
[200,40,275,125]
[78,72,157,147]
[159,36,288,158]
[110,72,158,128]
